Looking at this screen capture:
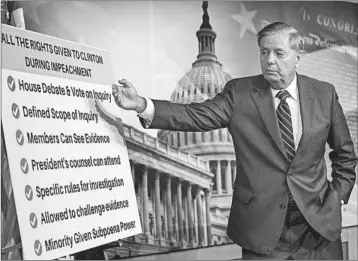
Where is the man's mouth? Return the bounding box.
[265,70,281,76]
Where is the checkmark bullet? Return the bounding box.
[25,185,33,201]
[16,130,24,146]
[34,240,42,256]
[29,213,38,228]
[20,158,29,174]
[7,76,15,91]
[12,103,20,119]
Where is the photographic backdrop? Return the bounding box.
[2,1,357,259]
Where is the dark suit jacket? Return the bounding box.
[140,74,357,254]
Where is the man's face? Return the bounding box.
[259,32,300,89]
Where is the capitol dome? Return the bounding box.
[158,1,237,245]
[169,61,232,104]
[157,3,234,159]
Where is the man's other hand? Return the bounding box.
[112,79,147,113]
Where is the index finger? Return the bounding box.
[117,79,127,86]
[118,79,134,89]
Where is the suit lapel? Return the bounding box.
[250,74,317,162]
[250,76,288,161]
[295,74,316,154]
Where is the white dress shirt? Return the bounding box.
[139,75,303,150]
[138,97,155,127]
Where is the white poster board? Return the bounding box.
[1,24,142,260]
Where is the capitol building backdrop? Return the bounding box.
[99,5,237,255]
[1,1,357,260]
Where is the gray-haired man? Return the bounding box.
[112,22,357,259]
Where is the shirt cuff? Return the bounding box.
[138,98,155,127]
[11,8,26,29]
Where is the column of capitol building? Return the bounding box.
[127,125,212,249]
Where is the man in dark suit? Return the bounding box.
[112,22,357,259]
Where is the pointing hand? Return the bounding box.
[112,79,146,113]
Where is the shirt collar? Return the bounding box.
[271,74,298,101]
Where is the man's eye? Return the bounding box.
[261,50,268,55]
[276,52,285,57]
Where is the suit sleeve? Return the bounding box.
[8,1,22,12]
[327,85,357,204]
[139,80,236,132]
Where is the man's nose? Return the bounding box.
[267,53,275,65]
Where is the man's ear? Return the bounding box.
[295,51,303,68]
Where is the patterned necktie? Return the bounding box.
[276,90,295,162]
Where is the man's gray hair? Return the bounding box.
[257,22,304,52]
